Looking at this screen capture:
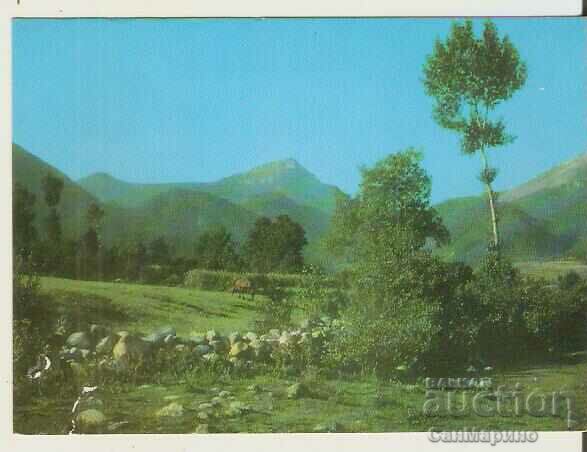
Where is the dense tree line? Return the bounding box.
[13,176,308,284]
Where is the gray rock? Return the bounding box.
[96,334,118,356]
[244,332,258,342]
[90,324,108,339]
[194,344,212,356]
[189,335,207,346]
[66,332,92,350]
[156,402,184,418]
[206,330,220,342]
[209,339,228,354]
[144,326,176,345]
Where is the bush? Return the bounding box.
[524,271,587,354]
[298,265,349,319]
[254,285,295,333]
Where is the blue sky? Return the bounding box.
[12,18,586,203]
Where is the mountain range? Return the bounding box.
[12,143,587,265]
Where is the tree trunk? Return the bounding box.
[480,150,500,250]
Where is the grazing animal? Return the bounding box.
[232,278,255,300]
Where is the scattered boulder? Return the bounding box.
[66,332,92,350]
[77,409,106,429]
[96,334,118,356]
[209,339,228,354]
[156,402,184,418]
[112,334,150,367]
[244,332,258,342]
[144,326,176,345]
[90,324,108,339]
[194,344,212,356]
[250,340,272,360]
[229,341,249,359]
[228,332,242,345]
[189,335,207,346]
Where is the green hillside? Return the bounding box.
[436,152,587,264]
[79,158,342,214]
[14,143,587,265]
[99,189,259,252]
[12,143,98,239]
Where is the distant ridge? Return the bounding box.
[14,143,587,264]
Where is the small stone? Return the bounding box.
[66,332,92,350]
[77,409,106,428]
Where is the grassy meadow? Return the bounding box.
[13,275,587,434]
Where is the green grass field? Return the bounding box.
[14,276,587,434]
[40,277,267,337]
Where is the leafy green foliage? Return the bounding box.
[13,183,37,258]
[423,20,527,249]
[244,215,307,273]
[194,226,243,271]
[298,264,349,319]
